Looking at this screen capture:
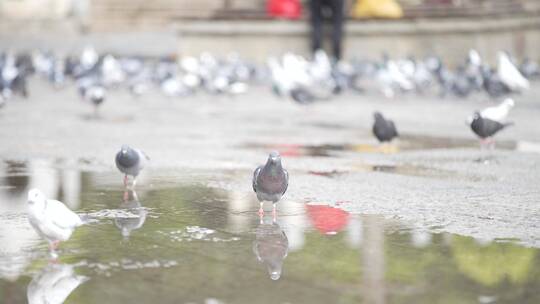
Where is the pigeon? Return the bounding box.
[520,58,540,80]
[84,85,106,116]
[480,98,514,122]
[27,263,88,304]
[253,216,289,281]
[115,145,149,188]
[497,52,530,91]
[372,112,399,143]
[470,112,513,146]
[290,87,316,104]
[481,65,511,99]
[252,151,289,215]
[27,189,83,257]
[114,190,147,240]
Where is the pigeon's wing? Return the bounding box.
[46,200,83,229]
[252,166,262,193]
[282,169,289,195]
[389,120,399,137]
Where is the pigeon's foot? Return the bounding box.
[259,211,264,224]
[488,137,496,150]
[258,202,264,216]
[123,190,129,202]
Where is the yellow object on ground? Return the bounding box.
[353,0,404,19]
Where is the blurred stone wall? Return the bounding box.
[0,0,73,19]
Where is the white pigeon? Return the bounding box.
[27,263,88,304]
[27,189,83,255]
[480,98,515,122]
[497,52,530,91]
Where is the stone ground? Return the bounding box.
[1,79,539,247]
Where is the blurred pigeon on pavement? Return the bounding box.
[470,111,513,148]
[115,145,149,188]
[480,98,514,122]
[27,189,83,258]
[253,151,289,216]
[372,112,399,143]
[498,52,530,91]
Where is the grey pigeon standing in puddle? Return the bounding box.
[115,145,149,188]
[252,151,288,216]
[470,111,513,148]
[373,112,398,143]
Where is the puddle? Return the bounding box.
[0,161,539,304]
[241,134,523,157]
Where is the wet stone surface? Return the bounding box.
[0,163,539,304]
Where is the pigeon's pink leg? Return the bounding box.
[259,212,264,224]
[272,205,277,222]
[489,138,496,150]
[123,175,128,187]
[123,190,129,202]
[132,177,138,189]
[258,202,264,216]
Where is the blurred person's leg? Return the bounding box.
[329,0,345,60]
[309,0,324,55]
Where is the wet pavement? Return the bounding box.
[0,162,539,304]
[1,80,540,303]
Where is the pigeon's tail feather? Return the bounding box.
[504,121,515,128]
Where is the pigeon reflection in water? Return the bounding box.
[253,214,289,281]
[115,189,147,240]
[27,262,88,304]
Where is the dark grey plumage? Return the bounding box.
[290,87,315,104]
[372,112,398,143]
[115,145,149,187]
[470,112,513,139]
[253,152,288,214]
[253,218,288,281]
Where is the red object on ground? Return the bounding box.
[267,0,302,19]
[307,205,350,235]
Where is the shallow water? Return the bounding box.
[0,160,539,304]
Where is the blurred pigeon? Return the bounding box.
[27,189,83,258]
[520,58,540,80]
[115,145,149,188]
[470,112,513,147]
[27,263,88,304]
[480,98,514,122]
[290,87,316,104]
[253,151,289,215]
[83,85,106,117]
[373,112,398,143]
[497,52,529,91]
[253,216,288,281]
[481,65,511,99]
[114,190,147,240]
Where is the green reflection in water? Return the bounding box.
[0,168,539,304]
[452,236,537,286]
